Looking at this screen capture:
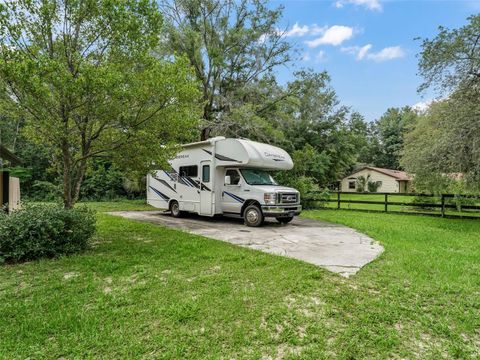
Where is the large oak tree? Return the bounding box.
[0,0,201,208]
[403,15,480,193]
[159,0,291,139]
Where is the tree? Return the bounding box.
[209,75,289,143]
[406,14,480,194]
[282,70,367,183]
[418,15,480,94]
[371,107,418,169]
[402,96,480,193]
[0,0,201,208]
[274,144,329,200]
[160,0,292,139]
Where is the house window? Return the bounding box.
[179,165,198,177]
[348,181,356,190]
[202,165,210,183]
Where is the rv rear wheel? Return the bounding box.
[276,216,293,224]
[170,201,182,218]
[244,204,264,227]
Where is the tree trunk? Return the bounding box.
[72,159,87,206]
[62,140,74,209]
[201,104,213,140]
[200,126,211,141]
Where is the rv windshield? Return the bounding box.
[240,169,278,186]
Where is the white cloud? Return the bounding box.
[412,100,431,112]
[413,97,448,112]
[284,23,310,37]
[341,44,368,59]
[367,46,405,61]
[280,23,326,38]
[310,24,327,35]
[335,0,382,11]
[412,99,438,113]
[357,44,372,60]
[305,25,354,47]
[342,44,405,61]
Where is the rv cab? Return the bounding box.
[146,137,302,226]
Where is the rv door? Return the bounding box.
[199,160,213,215]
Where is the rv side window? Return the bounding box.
[202,165,210,183]
[225,169,240,185]
[179,165,198,178]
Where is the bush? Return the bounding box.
[304,188,331,209]
[367,180,382,193]
[0,205,96,263]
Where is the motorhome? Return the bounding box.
[146,137,302,226]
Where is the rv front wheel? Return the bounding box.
[170,201,182,218]
[244,204,264,227]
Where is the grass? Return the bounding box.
[1,201,479,359]
[78,199,155,212]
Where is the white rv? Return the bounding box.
[146,137,302,226]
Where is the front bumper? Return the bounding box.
[261,204,302,217]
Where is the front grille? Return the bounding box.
[278,193,298,204]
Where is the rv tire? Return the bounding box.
[170,200,183,218]
[244,204,264,227]
[276,216,293,224]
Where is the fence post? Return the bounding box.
[441,194,445,217]
[384,194,388,212]
[337,191,341,209]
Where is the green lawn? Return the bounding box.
[1,202,479,359]
[78,199,155,212]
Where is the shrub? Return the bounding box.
[367,180,382,193]
[0,204,96,263]
[355,175,369,192]
[304,188,331,209]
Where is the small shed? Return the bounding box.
[0,144,22,212]
[339,166,412,193]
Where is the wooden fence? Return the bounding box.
[303,192,480,219]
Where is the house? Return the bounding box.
[0,144,21,212]
[339,166,412,193]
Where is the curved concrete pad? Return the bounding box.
[108,211,383,277]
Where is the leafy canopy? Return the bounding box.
[418,14,480,94]
[0,0,201,207]
[160,0,291,139]
[406,14,480,193]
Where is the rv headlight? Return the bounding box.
[264,193,276,205]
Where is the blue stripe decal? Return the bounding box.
[149,186,170,201]
[154,177,177,193]
[223,191,245,203]
[177,176,192,187]
[202,149,241,163]
[182,177,195,187]
[163,170,175,181]
[185,177,200,188]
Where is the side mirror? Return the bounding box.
[225,175,231,185]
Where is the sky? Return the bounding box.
[270,0,480,121]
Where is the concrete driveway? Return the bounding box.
[109,211,383,277]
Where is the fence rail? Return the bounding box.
[303,191,480,219]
